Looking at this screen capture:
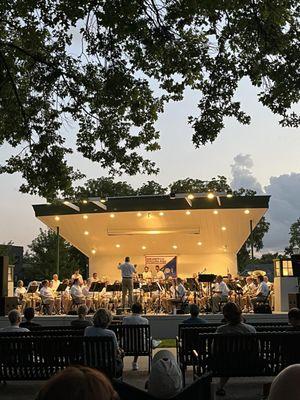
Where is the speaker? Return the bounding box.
[288,293,300,309]
[0,296,18,316]
[0,256,9,297]
[291,255,300,277]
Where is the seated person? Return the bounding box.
[51,274,61,292]
[84,309,123,376]
[40,279,61,314]
[1,309,29,332]
[212,275,229,313]
[70,278,86,305]
[215,302,256,396]
[14,280,28,312]
[123,302,149,371]
[147,350,183,399]
[251,274,269,308]
[287,308,300,331]
[20,307,41,329]
[183,304,207,325]
[71,305,93,328]
[35,365,119,400]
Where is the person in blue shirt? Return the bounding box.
[183,304,207,325]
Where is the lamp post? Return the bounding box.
[56,226,60,276]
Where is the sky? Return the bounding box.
[0,71,299,254]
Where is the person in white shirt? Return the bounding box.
[242,276,257,312]
[70,279,87,307]
[14,280,28,312]
[1,309,29,332]
[71,269,83,284]
[90,272,99,283]
[212,275,229,313]
[154,265,165,281]
[81,279,92,310]
[123,302,149,371]
[40,280,61,314]
[51,274,60,292]
[142,266,152,282]
[251,275,270,308]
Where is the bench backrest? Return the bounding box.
[110,324,152,355]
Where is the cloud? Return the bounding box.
[230,154,300,252]
[230,154,263,193]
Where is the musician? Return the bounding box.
[154,265,165,281]
[70,278,87,307]
[71,269,83,284]
[14,280,28,311]
[51,274,60,291]
[81,279,92,310]
[142,266,152,282]
[118,256,136,308]
[61,278,71,314]
[176,278,186,301]
[251,275,269,308]
[212,275,229,313]
[40,280,61,314]
[90,272,99,283]
[242,276,257,312]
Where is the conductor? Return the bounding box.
[118,256,136,308]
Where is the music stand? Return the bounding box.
[198,274,216,312]
[56,283,67,292]
[27,285,38,308]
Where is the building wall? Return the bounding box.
[89,252,237,281]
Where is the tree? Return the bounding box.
[285,218,300,255]
[1,1,299,198]
[136,180,167,195]
[74,177,135,199]
[170,176,231,193]
[23,229,88,281]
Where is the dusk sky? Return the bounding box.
[0,77,299,253]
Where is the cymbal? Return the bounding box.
[248,270,266,277]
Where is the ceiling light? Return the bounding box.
[110,213,115,218]
[100,199,106,203]
[63,201,69,205]
[226,193,233,198]
[221,226,227,231]
[84,231,89,235]
[213,210,218,215]
[91,249,96,254]
[82,200,88,204]
[159,212,164,216]
[172,245,178,249]
[207,193,215,199]
[116,244,120,248]
[54,216,60,221]
[142,246,146,250]
[83,215,88,219]
[137,212,142,217]
[185,210,191,215]
[187,194,194,200]
[244,209,250,214]
[197,242,202,246]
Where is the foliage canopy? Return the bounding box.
[1,1,299,198]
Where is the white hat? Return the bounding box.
[269,364,300,400]
[148,350,183,399]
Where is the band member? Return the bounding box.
[251,275,269,308]
[14,280,28,311]
[51,274,61,291]
[154,265,165,281]
[61,278,71,314]
[40,280,61,314]
[176,278,186,301]
[242,276,256,312]
[90,272,99,283]
[142,266,152,282]
[118,256,136,308]
[70,279,87,306]
[212,275,229,313]
[71,269,83,284]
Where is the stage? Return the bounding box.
[0,312,288,339]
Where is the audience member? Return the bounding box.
[147,350,183,399]
[268,364,300,400]
[123,302,149,371]
[183,304,207,325]
[215,302,256,396]
[1,309,29,332]
[71,305,93,328]
[35,365,119,400]
[85,309,123,376]
[20,307,41,329]
[287,308,300,331]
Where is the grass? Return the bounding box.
[157,339,176,348]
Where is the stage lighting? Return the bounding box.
[207,193,214,199]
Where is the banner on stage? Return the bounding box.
[145,255,177,278]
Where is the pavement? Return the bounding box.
[1,348,273,400]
